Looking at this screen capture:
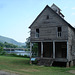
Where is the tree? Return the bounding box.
[0,42,4,47]
[32,43,38,54]
[26,37,38,57]
[26,37,30,48]
[0,46,3,54]
[4,42,18,48]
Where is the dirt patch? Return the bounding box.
[68,70,75,74]
[0,70,19,75]
[20,69,40,72]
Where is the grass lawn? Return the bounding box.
[0,56,75,75]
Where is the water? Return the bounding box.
[6,50,30,57]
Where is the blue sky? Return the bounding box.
[0,0,75,43]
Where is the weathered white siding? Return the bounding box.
[30,6,68,42]
[68,26,75,61]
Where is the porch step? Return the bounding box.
[37,58,54,66]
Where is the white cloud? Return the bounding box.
[72,7,75,9]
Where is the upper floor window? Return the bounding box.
[35,29,39,38]
[57,27,62,37]
[46,15,49,19]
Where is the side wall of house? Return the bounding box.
[71,29,75,60]
[68,27,75,62]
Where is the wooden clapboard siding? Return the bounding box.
[29,4,75,66]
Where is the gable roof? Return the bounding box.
[29,5,75,31]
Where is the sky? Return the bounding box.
[0,0,75,43]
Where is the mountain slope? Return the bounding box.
[0,35,25,46]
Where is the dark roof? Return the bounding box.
[29,5,75,31]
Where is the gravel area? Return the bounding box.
[68,70,75,74]
[0,71,19,75]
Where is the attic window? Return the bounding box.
[46,15,49,19]
[57,27,62,37]
[35,29,39,38]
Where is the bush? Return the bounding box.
[32,59,38,64]
[6,53,29,58]
[0,46,3,54]
[1,51,6,55]
[24,55,29,58]
[10,53,17,56]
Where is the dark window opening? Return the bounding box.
[36,29,39,33]
[35,29,39,38]
[57,27,62,37]
[46,15,49,19]
[58,27,61,32]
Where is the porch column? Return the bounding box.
[66,41,69,67]
[53,41,55,58]
[41,42,43,58]
[30,42,32,64]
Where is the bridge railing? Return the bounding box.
[3,48,30,53]
[3,48,30,56]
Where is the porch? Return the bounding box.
[30,41,68,66]
[30,41,68,58]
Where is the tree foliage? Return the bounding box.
[0,42,18,48]
[26,37,30,48]
[26,37,38,52]
[32,43,38,53]
[4,42,18,48]
[0,46,3,54]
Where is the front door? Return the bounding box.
[43,42,53,58]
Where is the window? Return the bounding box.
[35,29,39,38]
[57,27,62,37]
[46,15,49,19]
[58,27,61,32]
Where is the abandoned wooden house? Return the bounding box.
[29,4,75,67]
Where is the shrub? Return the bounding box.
[1,51,6,55]
[8,53,29,58]
[24,55,29,58]
[32,59,38,64]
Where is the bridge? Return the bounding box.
[3,48,30,53]
[3,48,30,50]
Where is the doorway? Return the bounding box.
[55,42,67,58]
[43,42,53,58]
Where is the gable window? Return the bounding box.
[46,15,49,19]
[35,29,39,38]
[57,27,62,37]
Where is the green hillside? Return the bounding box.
[0,35,25,46]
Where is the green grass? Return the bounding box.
[0,56,75,75]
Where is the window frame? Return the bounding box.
[46,15,49,19]
[35,29,39,38]
[57,27,62,37]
